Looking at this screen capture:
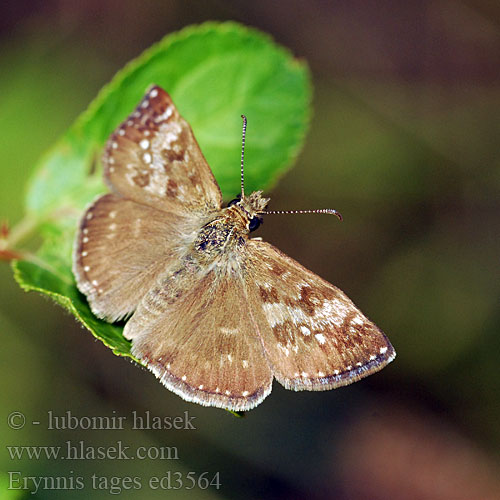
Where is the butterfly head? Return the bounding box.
[227,191,270,233]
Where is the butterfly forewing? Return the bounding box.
[245,240,395,390]
[102,86,222,212]
[73,194,198,321]
[123,264,273,411]
[75,86,224,321]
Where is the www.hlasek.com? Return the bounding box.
[7,440,179,461]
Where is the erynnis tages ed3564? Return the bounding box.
[73,86,395,411]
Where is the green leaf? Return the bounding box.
[13,259,133,358]
[13,21,312,361]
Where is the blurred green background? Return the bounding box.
[1,1,499,499]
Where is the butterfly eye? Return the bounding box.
[227,196,241,207]
[248,216,262,232]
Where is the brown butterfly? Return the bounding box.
[73,85,395,411]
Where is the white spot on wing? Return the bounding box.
[221,327,238,335]
[352,315,365,325]
[263,302,310,328]
[315,333,326,344]
[155,107,173,122]
[277,343,290,357]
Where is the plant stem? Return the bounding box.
[1,214,40,250]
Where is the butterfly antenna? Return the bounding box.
[264,208,343,221]
[239,115,341,221]
[240,114,247,198]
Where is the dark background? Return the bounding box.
[1,1,499,498]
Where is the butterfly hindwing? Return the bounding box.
[123,263,273,411]
[244,240,395,391]
[102,85,222,213]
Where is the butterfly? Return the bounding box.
[73,85,395,411]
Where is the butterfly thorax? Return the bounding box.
[190,191,269,266]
